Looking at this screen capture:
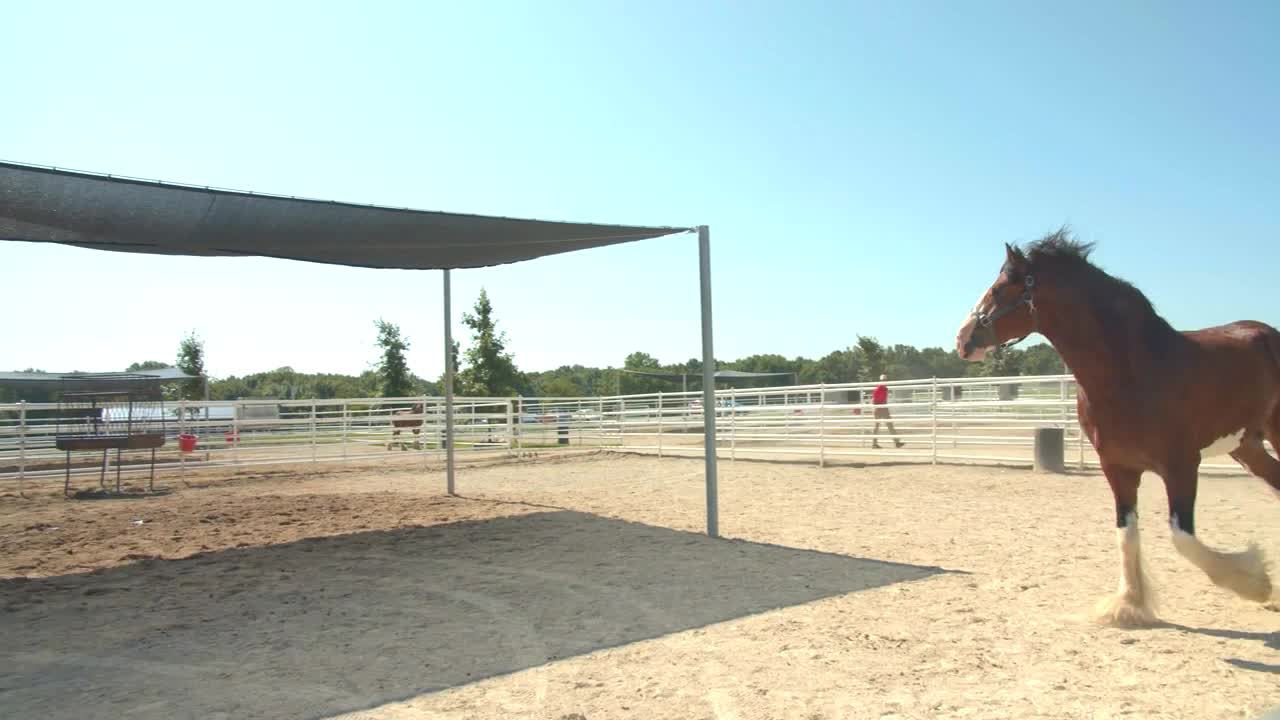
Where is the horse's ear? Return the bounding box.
[1005,243,1026,268]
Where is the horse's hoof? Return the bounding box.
[1091,591,1158,628]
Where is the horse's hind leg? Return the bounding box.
[1262,412,1280,495]
[1237,430,1280,494]
[1092,463,1158,627]
[1168,452,1272,603]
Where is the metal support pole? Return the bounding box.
[697,226,719,538]
[444,269,456,495]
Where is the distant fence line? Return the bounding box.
[0,374,1261,488]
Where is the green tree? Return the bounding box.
[797,349,858,384]
[919,347,968,379]
[1022,343,1065,375]
[459,288,523,396]
[853,336,886,381]
[539,376,583,397]
[126,360,172,372]
[176,331,206,401]
[438,339,460,390]
[374,319,414,397]
[620,351,674,394]
[983,346,1024,377]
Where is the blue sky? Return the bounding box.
[2,1,1277,379]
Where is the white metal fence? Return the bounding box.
[0,374,1265,490]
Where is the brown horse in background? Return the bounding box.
[956,229,1279,626]
[387,402,425,451]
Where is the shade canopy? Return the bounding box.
[0,160,721,538]
[621,368,794,384]
[0,161,691,270]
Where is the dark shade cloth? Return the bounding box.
[0,161,692,270]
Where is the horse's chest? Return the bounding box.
[1080,393,1246,466]
[1077,396,1171,463]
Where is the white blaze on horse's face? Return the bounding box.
[956,290,993,362]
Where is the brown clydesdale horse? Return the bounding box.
[956,229,1279,626]
[387,402,425,451]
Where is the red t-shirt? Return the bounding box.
[872,384,888,404]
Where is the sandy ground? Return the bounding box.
[1,453,1278,720]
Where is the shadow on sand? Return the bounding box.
[1,509,948,720]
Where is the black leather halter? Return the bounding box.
[972,273,1039,350]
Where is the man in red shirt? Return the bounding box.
[871,374,904,449]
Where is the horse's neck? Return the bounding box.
[1039,287,1179,404]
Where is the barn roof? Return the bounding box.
[0,368,199,392]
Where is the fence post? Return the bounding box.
[657,392,664,458]
[619,397,625,447]
[1079,412,1087,469]
[514,396,523,453]
[178,399,187,482]
[310,403,318,463]
[730,387,737,461]
[930,377,939,465]
[421,395,432,456]
[17,401,27,495]
[504,394,514,450]
[819,383,826,468]
[598,395,606,448]
[342,402,349,459]
[232,402,241,465]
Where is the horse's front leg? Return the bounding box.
[1165,456,1272,603]
[1092,463,1158,627]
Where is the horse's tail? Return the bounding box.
[1264,325,1280,407]
[1267,325,1280,379]
[1262,325,1280,478]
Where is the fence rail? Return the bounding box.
[0,374,1265,489]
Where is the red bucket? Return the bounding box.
[178,434,198,453]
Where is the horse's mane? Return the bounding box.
[1019,228,1179,348]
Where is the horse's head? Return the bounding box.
[956,243,1038,362]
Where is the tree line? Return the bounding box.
[3,288,1065,403]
